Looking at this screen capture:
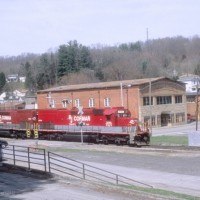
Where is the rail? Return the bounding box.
[2,145,152,188]
[2,145,47,172]
[48,152,152,188]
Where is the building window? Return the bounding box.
[144,116,156,127]
[176,113,185,123]
[50,99,55,108]
[156,96,172,105]
[175,95,182,103]
[104,97,111,107]
[143,97,153,106]
[62,101,67,108]
[192,88,196,91]
[75,99,81,107]
[89,98,95,107]
[62,99,72,108]
[186,96,195,103]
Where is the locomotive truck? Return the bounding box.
[0,107,150,146]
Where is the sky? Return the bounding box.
[0,0,200,56]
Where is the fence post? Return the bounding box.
[44,149,47,172]
[13,145,16,166]
[28,147,30,170]
[83,163,85,179]
[116,174,119,185]
[48,152,51,173]
[0,144,2,166]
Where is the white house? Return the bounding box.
[178,74,200,94]
[6,74,26,83]
[0,90,26,104]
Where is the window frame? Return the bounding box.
[89,98,95,108]
[74,99,81,107]
[156,96,172,105]
[143,96,153,106]
[104,97,111,107]
[175,95,183,104]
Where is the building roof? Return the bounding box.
[179,74,200,82]
[37,77,184,94]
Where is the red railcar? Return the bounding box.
[0,109,37,138]
[0,107,150,146]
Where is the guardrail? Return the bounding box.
[3,145,47,172]
[48,152,152,188]
[2,145,152,188]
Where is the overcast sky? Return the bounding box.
[0,0,199,56]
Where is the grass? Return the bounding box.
[150,135,188,146]
[126,185,200,200]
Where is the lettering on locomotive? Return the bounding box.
[69,115,91,123]
[0,115,11,121]
[74,116,91,121]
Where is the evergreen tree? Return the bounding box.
[24,62,35,92]
[0,72,6,92]
[57,40,93,78]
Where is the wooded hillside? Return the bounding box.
[0,36,200,92]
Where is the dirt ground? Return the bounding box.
[1,138,200,199]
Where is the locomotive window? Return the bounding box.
[117,113,129,118]
[93,109,103,115]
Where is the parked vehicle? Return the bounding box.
[0,107,150,146]
[187,114,196,122]
[0,139,8,148]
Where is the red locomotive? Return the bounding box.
[0,107,150,146]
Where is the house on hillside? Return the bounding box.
[178,74,200,93]
[178,74,200,121]
[6,74,26,83]
[6,74,19,82]
[0,90,26,104]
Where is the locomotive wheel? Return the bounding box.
[115,138,121,146]
[103,139,108,145]
[102,137,108,145]
[95,138,100,144]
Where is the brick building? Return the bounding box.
[37,77,187,127]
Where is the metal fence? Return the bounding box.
[48,152,152,188]
[2,145,152,188]
[3,145,47,172]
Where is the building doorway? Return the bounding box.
[161,112,171,126]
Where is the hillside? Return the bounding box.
[0,36,200,92]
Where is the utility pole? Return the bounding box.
[120,82,124,107]
[196,81,199,131]
[146,28,149,42]
[149,79,152,135]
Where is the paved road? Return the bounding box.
[152,122,199,136]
